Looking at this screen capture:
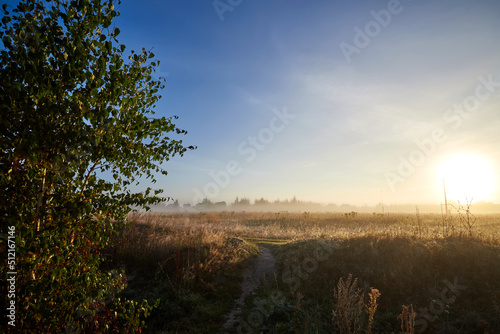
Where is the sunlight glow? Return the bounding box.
[439,155,495,203]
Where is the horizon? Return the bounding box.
[82,0,500,206]
[160,194,500,207]
[151,195,500,214]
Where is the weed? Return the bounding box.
[456,199,477,237]
[366,288,381,334]
[333,274,364,334]
[398,304,416,334]
[415,206,422,238]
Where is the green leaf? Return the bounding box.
[2,35,10,46]
[1,0,194,330]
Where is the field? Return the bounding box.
[108,211,500,333]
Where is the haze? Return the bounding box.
[111,0,500,208]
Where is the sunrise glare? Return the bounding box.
[439,154,495,203]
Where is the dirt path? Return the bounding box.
[220,245,277,332]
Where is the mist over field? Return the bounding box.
[151,197,500,214]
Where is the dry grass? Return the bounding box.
[109,211,500,333]
[333,274,364,334]
[108,212,259,334]
[113,212,251,279]
[366,287,381,334]
[398,304,416,334]
[123,211,500,242]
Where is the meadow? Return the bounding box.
[108,210,500,333]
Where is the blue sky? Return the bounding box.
[7,0,497,206]
[109,0,500,206]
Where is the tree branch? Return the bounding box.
[35,167,46,232]
[81,162,98,196]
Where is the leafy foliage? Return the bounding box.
[0,0,193,332]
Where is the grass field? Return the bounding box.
[108,211,500,333]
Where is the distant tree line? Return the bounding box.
[157,198,500,214]
[163,196,334,212]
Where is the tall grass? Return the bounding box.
[398,304,416,334]
[261,234,500,332]
[333,274,364,334]
[130,211,500,243]
[107,212,258,334]
[109,211,500,333]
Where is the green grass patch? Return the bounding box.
[243,237,291,245]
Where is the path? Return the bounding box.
[220,245,277,332]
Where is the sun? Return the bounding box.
[439,155,495,203]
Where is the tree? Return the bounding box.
[0,0,194,332]
[254,197,270,206]
[196,197,213,210]
[232,197,250,206]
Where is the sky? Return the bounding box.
[107,0,500,206]
[10,0,500,206]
